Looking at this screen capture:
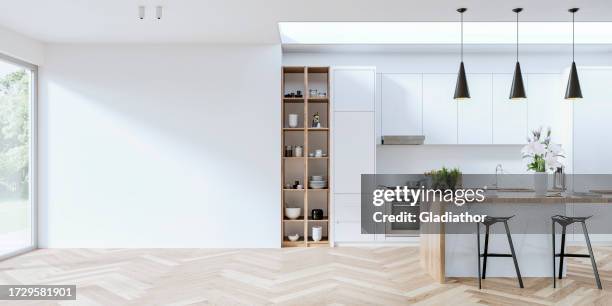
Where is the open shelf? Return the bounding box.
[282,66,330,248]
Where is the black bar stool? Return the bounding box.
[551,215,602,289]
[476,216,523,289]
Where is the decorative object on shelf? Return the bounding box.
[311,112,321,128]
[293,145,303,157]
[308,152,315,157]
[315,149,323,157]
[521,127,565,196]
[296,90,302,98]
[510,8,527,100]
[285,207,301,220]
[288,113,299,128]
[565,8,583,100]
[454,8,470,100]
[318,92,327,97]
[293,180,301,189]
[288,234,300,242]
[309,89,318,97]
[284,91,303,98]
[426,167,462,191]
[285,145,293,157]
[311,209,324,220]
[312,226,323,242]
[296,184,303,190]
[309,175,328,189]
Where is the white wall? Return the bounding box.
[284,51,612,174]
[39,44,282,247]
[0,25,44,65]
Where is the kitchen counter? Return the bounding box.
[420,193,612,283]
[483,192,612,203]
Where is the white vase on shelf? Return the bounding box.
[288,114,299,128]
[534,172,548,197]
[312,226,322,242]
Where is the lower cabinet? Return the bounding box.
[333,194,374,243]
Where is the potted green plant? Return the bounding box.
[427,167,462,190]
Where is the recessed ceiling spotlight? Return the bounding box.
[156,6,163,20]
[138,6,145,20]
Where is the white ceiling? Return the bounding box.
[1,0,612,43]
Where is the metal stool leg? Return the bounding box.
[482,225,490,279]
[552,219,556,289]
[581,221,602,289]
[503,221,524,288]
[477,222,482,289]
[558,226,566,279]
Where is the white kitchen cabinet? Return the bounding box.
[492,74,528,144]
[527,74,565,143]
[573,68,612,173]
[458,74,492,144]
[332,67,376,111]
[333,194,374,242]
[381,74,422,136]
[332,112,375,193]
[423,74,457,144]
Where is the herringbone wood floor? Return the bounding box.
[0,246,610,305]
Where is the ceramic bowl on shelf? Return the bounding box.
[310,175,324,181]
[285,207,301,220]
[287,234,300,242]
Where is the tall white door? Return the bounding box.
[332,67,376,112]
[332,112,375,194]
[423,74,457,144]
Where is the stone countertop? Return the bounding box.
[482,191,612,204]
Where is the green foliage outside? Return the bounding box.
[0,70,30,199]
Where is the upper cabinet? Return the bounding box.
[527,74,566,143]
[492,74,528,144]
[458,74,493,144]
[332,67,376,111]
[423,74,458,144]
[381,74,422,135]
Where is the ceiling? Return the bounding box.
[1,0,611,43]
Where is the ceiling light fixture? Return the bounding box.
[454,8,470,100]
[156,6,163,20]
[510,8,526,100]
[565,8,583,100]
[138,6,145,20]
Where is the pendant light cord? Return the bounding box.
[516,11,519,62]
[572,11,575,62]
[461,12,464,62]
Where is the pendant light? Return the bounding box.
[565,8,583,99]
[454,8,470,100]
[510,8,526,99]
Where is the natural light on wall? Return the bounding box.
[278,22,612,44]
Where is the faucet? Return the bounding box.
[494,164,503,189]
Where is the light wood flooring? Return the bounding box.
[0,246,610,305]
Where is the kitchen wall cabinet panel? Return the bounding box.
[527,74,565,143]
[381,74,422,136]
[332,112,375,193]
[423,74,458,144]
[332,67,376,111]
[492,74,528,144]
[573,68,612,173]
[458,74,493,144]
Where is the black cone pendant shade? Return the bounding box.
[565,8,583,100]
[510,62,526,99]
[454,8,470,100]
[566,61,582,99]
[455,62,470,99]
[510,8,526,99]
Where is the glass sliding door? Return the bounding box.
[0,54,36,258]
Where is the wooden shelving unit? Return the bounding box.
[281,66,330,247]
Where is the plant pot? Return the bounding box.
[534,172,548,197]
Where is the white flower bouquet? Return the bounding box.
[521,127,564,173]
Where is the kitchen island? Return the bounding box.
[420,192,612,283]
